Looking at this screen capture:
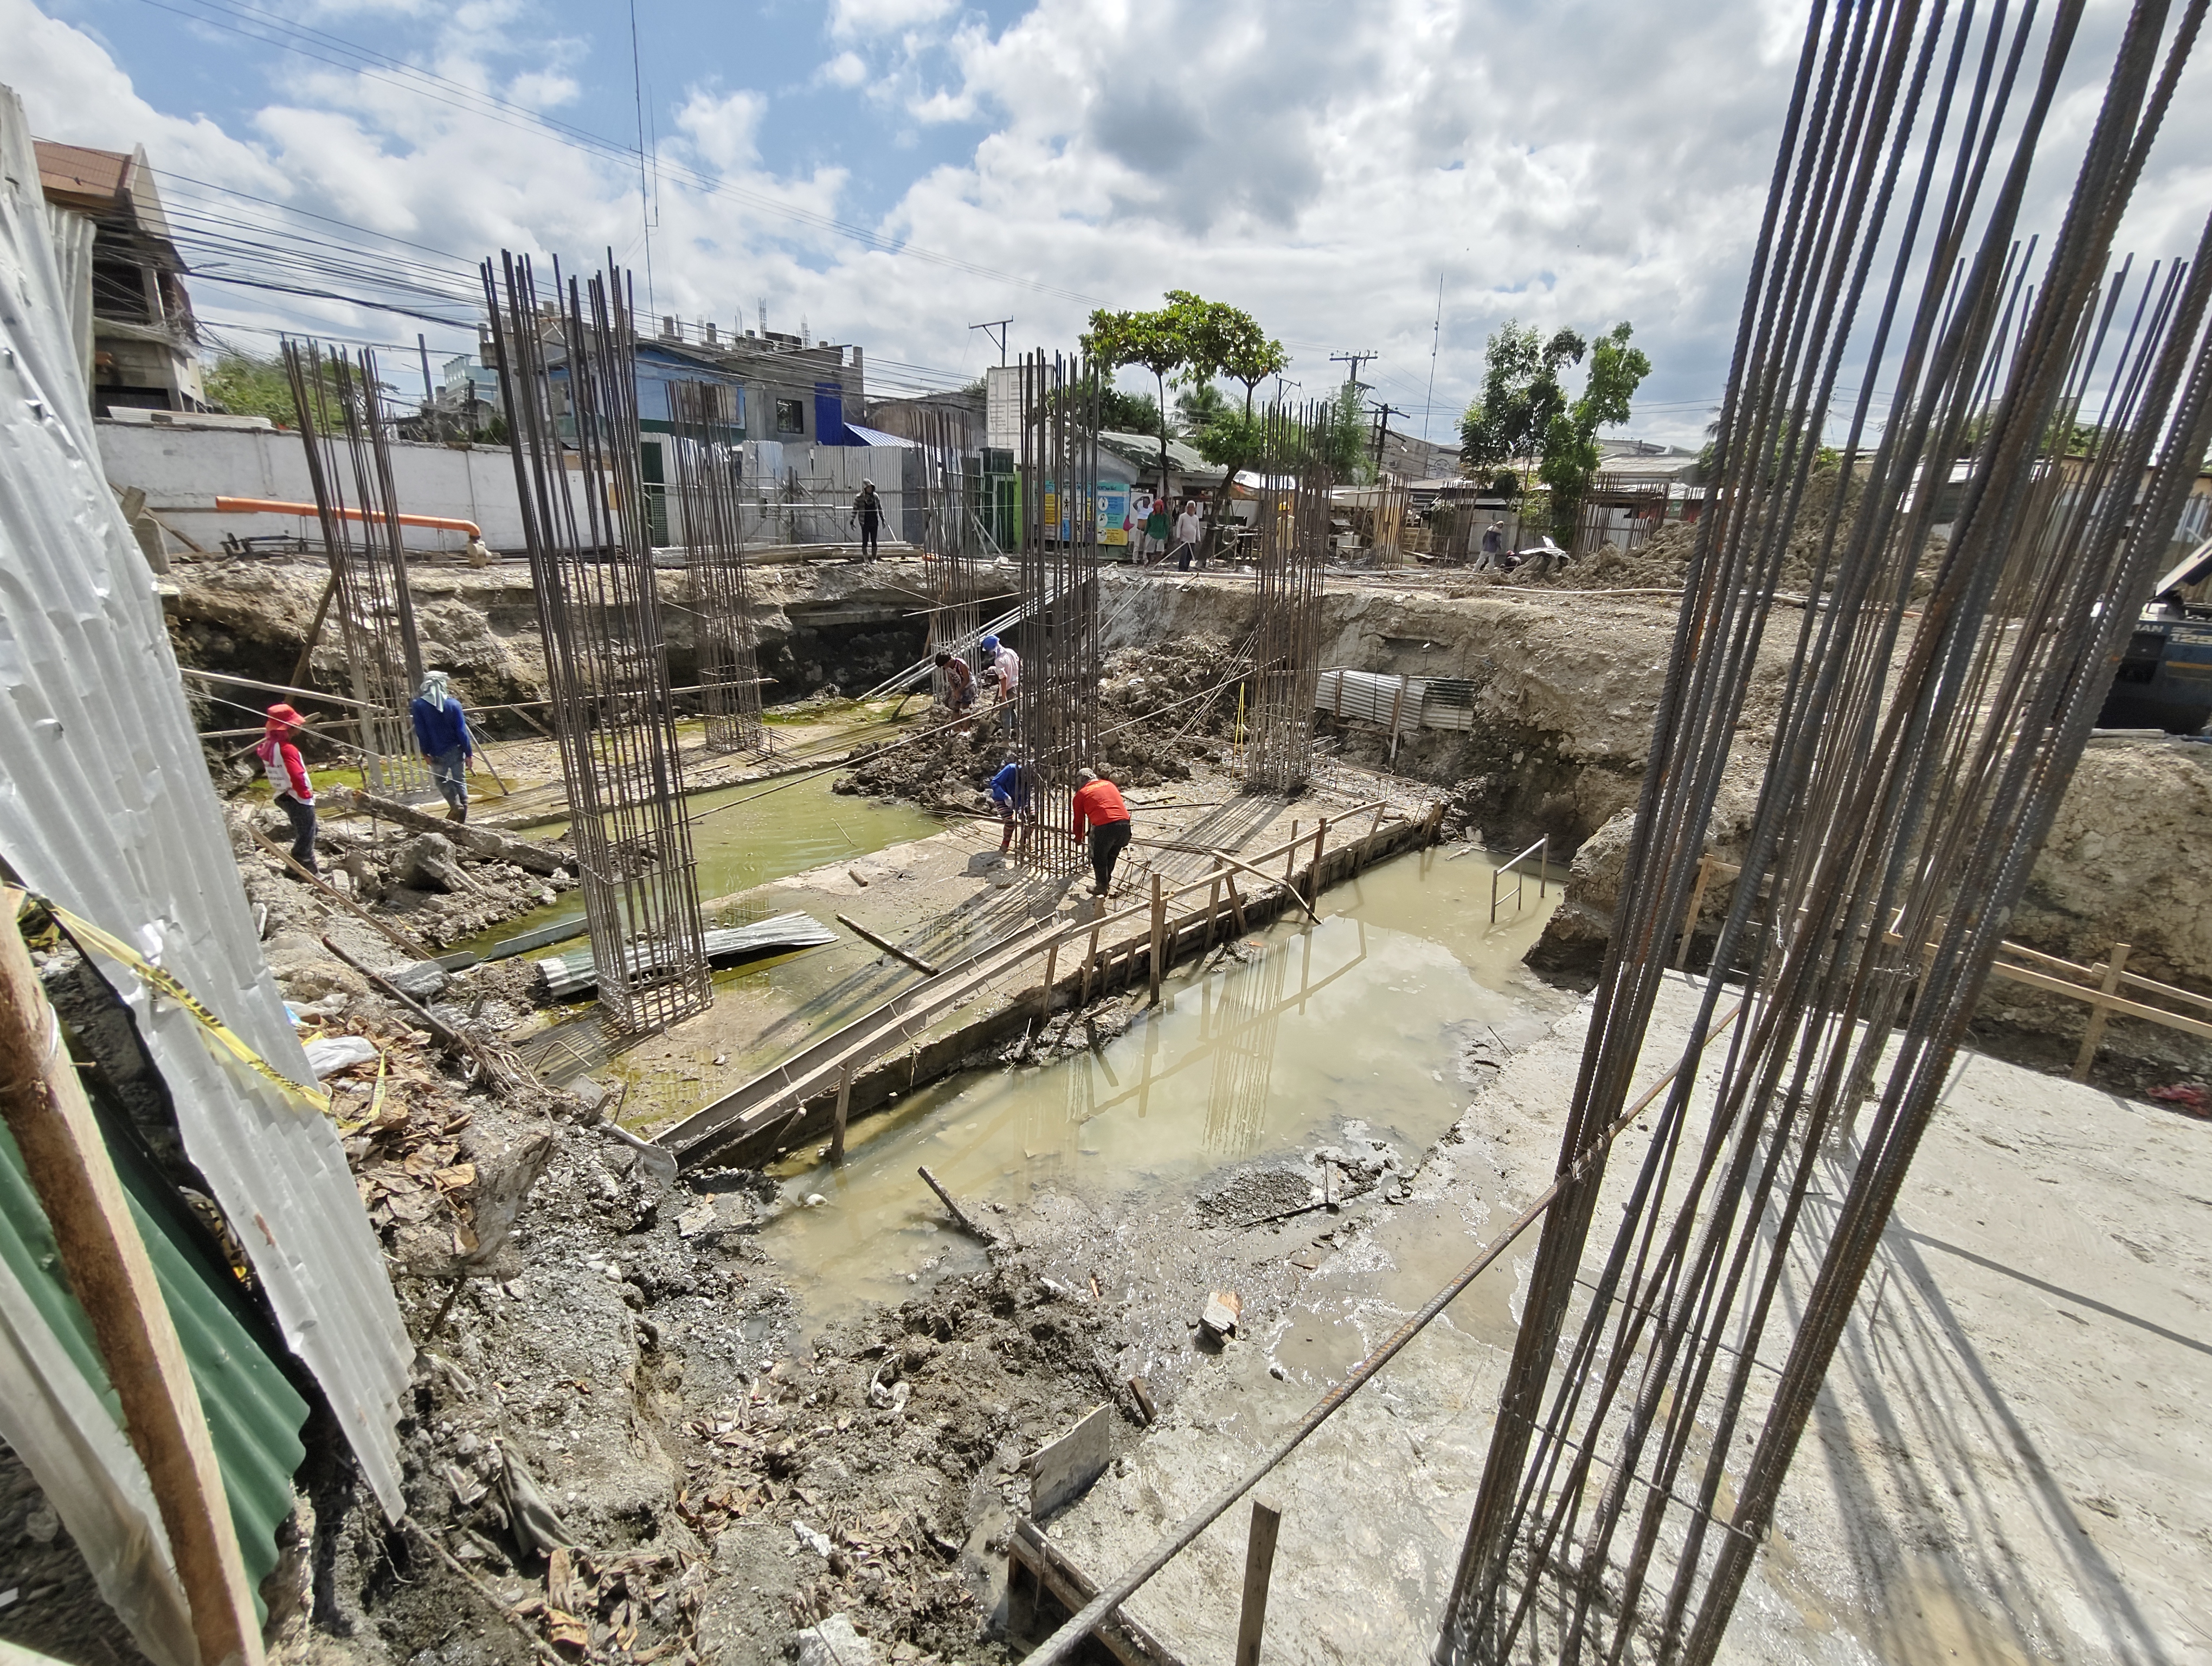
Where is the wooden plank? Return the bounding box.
[919,1165,994,1241]
[1677,853,1714,969]
[1235,1497,1283,1666]
[1009,1517,1187,1666]
[0,889,267,1666]
[836,912,940,976]
[2074,943,2130,1081]
[1148,874,1165,1006]
[829,1063,853,1163]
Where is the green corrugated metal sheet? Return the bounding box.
[0,1122,307,1622]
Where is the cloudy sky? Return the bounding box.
[5,0,2207,447]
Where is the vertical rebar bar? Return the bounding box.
[668,379,766,754]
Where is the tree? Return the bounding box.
[1174,382,1231,436]
[204,349,303,427]
[1538,322,1651,541]
[1459,322,1586,484]
[1097,388,1165,436]
[1320,380,1373,484]
[1194,301,1287,417]
[1083,300,1199,499]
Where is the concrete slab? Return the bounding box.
[1040,972,2212,1665]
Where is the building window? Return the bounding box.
[775,398,805,435]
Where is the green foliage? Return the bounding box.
[1458,322,1587,478]
[203,349,302,427]
[1097,388,1166,437]
[1320,381,1374,484]
[1174,382,1231,435]
[1539,322,1651,539]
[1084,289,1285,485]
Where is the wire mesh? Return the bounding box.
[481,252,712,1034]
[667,380,767,755]
[280,338,428,798]
[1243,402,1334,794]
[1011,350,1104,880]
[1438,2,2212,1661]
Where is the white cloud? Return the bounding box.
[819,50,869,91]
[831,0,957,42]
[3,0,2204,444]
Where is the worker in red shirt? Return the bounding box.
[1072,768,1132,902]
[255,703,319,873]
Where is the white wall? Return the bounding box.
[99,415,923,556]
[95,417,539,553]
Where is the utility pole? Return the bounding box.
[1273,374,1302,403]
[969,319,1013,367]
[1330,350,1378,393]
[1371,401,1407,472]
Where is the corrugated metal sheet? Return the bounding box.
[0,1136,196,1666]
[1314,669,1480,733]
[2,1121,308,1623]
[0,85,408,1520]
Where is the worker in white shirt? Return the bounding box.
[1173,500,1206,570]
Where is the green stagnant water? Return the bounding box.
[459,774,939,958]
[761,841,1567,1334]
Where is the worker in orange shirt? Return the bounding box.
[1072,768,1132,904]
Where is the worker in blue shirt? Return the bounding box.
[988,758,1036,860]
[409,669,475,822]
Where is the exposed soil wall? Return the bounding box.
[168,554,999,735]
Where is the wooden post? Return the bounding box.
[2073,943,2132,1081]
[828,1063,853,1162]
[1236,1497,1283,1666]
[1285,822,1299,887]
[1148,874,1166,1006]
[0,890,268,1666]
[1081,920,1102,1005]
[1204,858,1224,951]
[1037,937,1061,1031]
[1676,854,1714,970]
[1224,871,1250,935]
[1307,819,1329,905]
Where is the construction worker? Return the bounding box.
[852,479,884,558]
[1173,499,1205,569]
[410,669,475,823]
[935,650,977,728]
[1073,768,1132,902]
[256,704,319,873]
[988,758,1036,858]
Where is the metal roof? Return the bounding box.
[0,87,409,1524]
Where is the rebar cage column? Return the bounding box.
[1011,351,1104,879]
[1244,402,1333,795]
[281,338,429,799]
[668,380,767,755]
[483,253,712,1033]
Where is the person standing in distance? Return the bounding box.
[852,479,884,558]
[256,704,320,873]
[410,668,475,823]
[1072,768,1132,908]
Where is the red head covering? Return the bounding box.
[265,703,304,734]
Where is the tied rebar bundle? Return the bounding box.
[1438,1,2212,1662]
[667,380,766,755]
[280,337,428,798]
[481,252,712,1035]
[1011,350,1104,880]
[1242,402,1335,795]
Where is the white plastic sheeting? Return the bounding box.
[0,82,409,1530]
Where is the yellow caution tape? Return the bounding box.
[33,897,331,1117]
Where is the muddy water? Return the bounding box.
[460,775,938,957]
[762,842,1568,1332]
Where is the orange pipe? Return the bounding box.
[214,496,482,540]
